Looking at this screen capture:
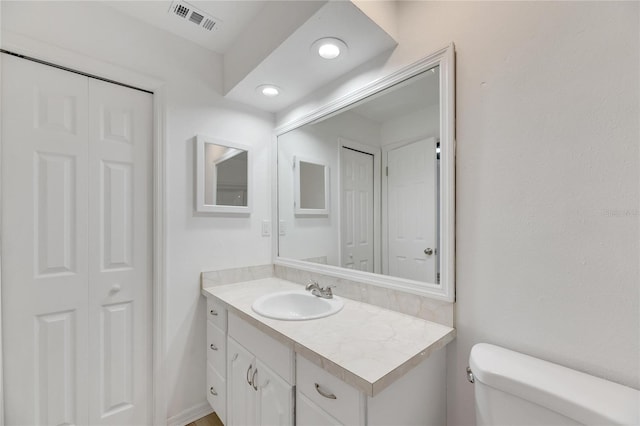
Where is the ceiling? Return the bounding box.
[106,1,267,54]
[105,1,398,113]
[351,67,440,123]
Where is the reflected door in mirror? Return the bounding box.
[385,137,437,283]
[341,147,374,272]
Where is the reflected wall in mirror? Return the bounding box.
[196,135,252,214]
[275,45,455,301]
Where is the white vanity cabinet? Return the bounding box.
[226,313,294,426]
[206,297,227,423]
[296,352,447,426]
[203,280,453,426]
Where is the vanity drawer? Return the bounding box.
[206,297,227,331]
[207,321,226,371]
[296,355,363,426]
[207,364,226,423]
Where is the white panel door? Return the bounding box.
[340,147,374,272]
[1,54,152,425]
[386,138,437,282]
[87,79,152,425]
[2,54,91,426]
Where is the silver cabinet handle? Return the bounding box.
[210,386,217,396]
[246,364,253,385]
[210,309,218,316]
[210,343,218,351]
[251,368,258,391]
[314,383,337,399]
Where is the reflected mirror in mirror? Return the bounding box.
[196,135,252,214]
[295,157,330,215]
[278,66,441,284]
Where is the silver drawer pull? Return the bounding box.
[210,343,218,351]
[314,383,337,400]
[251,369,258,391]
[209,386,217,396]
[246,364,253,385]
[209,309,218,316]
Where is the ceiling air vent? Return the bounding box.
[169,1,221,31]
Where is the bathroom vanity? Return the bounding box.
[202,277,455,426]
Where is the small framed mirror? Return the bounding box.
[294,156,330,216]
[195,135,252,214]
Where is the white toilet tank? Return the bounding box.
[469,343,640,426]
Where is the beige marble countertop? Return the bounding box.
[202,277,455,397]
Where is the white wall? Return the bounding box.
[1,1,274,421]
[399,3,639,425]
[282,2,639,425]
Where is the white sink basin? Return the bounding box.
[252,290,344,321]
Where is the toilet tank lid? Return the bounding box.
[469,343,640,426]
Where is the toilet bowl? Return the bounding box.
[468,343,640,425]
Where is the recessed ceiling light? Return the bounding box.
[256,84,280,97]
[312,38,347,60]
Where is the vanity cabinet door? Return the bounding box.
[227,337,256,426]
[297,391,343,426]
[255,360,293,426]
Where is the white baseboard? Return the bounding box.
[167,401,213,426]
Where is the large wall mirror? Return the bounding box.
[275,45,455,301]
[196,135,252,214]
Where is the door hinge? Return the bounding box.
[386,166,388,176]
[437,272,440,283]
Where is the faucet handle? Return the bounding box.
[321,285,336,298]
[305,279,319,291]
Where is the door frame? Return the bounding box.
[0,30,168,425]
[381,136,437,276]
[338,138,381,274]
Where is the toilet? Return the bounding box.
[468,343,640,425]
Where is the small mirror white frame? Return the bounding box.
[195,135,252,214]
[294,156,330,216]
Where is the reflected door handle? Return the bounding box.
[424,248,434,256]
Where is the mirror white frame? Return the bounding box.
[195,135,252,214]
[294,156,330,216]
[273,44,455,302]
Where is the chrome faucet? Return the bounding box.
[305,280,335,299]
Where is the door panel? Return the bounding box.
[2,53,90,426]
[386,138,437,282]
[36,310,77,426]
[100,302,134,416]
